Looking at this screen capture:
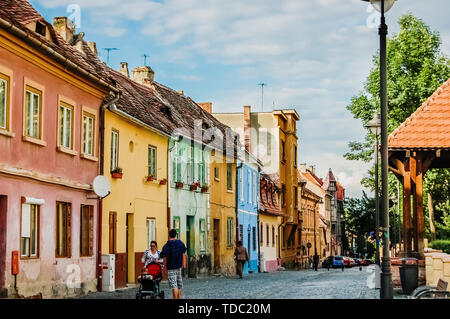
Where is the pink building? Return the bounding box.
[0,1,116,298]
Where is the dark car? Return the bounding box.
[353,258,361,265]
[322,256,345,269]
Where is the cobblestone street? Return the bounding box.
[80,267,382,299]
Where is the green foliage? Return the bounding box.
[346,13,450,163]
[345,13,450,240]
[430,240,450,254]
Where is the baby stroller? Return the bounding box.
[136,263,165,299]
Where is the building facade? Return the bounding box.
[213,106,300,268]
[0,3,116,298]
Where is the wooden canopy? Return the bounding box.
[388,78,450,258]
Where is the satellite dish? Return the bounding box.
[93,175,111,198]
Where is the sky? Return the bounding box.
[29,0,450,198]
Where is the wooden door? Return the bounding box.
[213,219,220,272]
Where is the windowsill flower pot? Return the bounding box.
[159,179,167,185]
[175,181,184,189]
[146,175,155,182]
[111,168,123,179]
[201,185,209,193]
[190,183,198,191]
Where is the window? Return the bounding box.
[0,72,10,130]
[146,218,156,247]
[239,224,244,242]
[227,218,233,246]
[199,150,206,185]
[172,142,183,182]
[248,170,251,204]
[281,186,286,207]
[109,212,117,254]
[260,223,263,244]
[272,226,275,247]
[82,113,95,156]
[281,140,285,160]
[21,203,39,258]
[187,145,194,184]
[110,130,119,171]
[294,146,297,167]
[214,166,219,180]
[148,146,157,177]
[240,169,243,201]
[252,226,256,251]
[226,164,232,191]
[59,102,74,149]
[199,219,206,251]
[80,205,94,257]
[297,228,301,245]
[173,216,180,239]
[24,86,42,139]
[281,226,285,248]
[56,202,71,258]
[266,224,269,246]
[294,186,298,208]
[253,172,257,204]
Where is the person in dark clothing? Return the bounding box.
[313,253,319,271]
[234,240,249,279]
[159,229,186,299]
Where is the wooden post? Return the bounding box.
[403,157,412,256]
[416,156,424,257]
[410,156,418,253]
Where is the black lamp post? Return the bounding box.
[361,0,395,299]
[365,113,381,267]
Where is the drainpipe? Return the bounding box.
[257,166,261,273]
[235,161,243,244]
[97,92,120,292]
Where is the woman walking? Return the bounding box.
[234,240,249,279]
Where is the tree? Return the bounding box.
[345,13,450,240]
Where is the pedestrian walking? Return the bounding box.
[313,253,319,271]
[159,229,186,299]
[141,240,163,270]
[234,240,249,279]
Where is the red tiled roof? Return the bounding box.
[259,174,283,216]
[321,169,336,191]
[388,78,450,150]
[336,182,345,201]
[0,0,115,89]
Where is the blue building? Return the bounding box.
[237,154,260,274]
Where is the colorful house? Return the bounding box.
[236,149,260,274]
[198,102,238,276]
[0,2,118,298]
[100,64,171,288]
[258,173,283,272]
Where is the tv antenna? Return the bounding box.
[142,53,150,66]
[258,83,267,111]
[103,48,119,65]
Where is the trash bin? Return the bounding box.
[399,258,418,295]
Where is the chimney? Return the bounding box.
[53,17,75,43]
[177,90,184,96]
[243,105,251,153]
[120,62,130,78]
[132,66,154,86]
[309,165,315,175]
[300,163,307,173]
[198,102,212,113]
[88,42,97,55]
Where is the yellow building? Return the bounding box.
[101,66,171,288]
[208,149,237,275]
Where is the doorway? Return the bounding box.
[186,216,195,277]
[0,195,7,294]
[213,219,220,273]
[126,213,134,283]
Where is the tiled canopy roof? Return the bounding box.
[388,78,450,150]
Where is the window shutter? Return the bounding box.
[89,206,94,256]
[67,204,72,258]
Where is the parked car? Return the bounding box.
[343,256,351,268]
[353,258,360,265]
[359,259,368,266]
[349,258,356,267]
[365,259,374,265]
[322,256,344,269]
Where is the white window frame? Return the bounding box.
[240,169,243,201]
[248,170,252,204]
[25,88,41,139]
[59,103,73,149]
[21,203,39,258]
[148,145,157,177]
[0,75,8,130]
[111,130,119,171]
[82,113,94,156]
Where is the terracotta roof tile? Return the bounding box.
[388,78,450,149]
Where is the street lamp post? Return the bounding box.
[361,0,395,299]
[365,113,381,267]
